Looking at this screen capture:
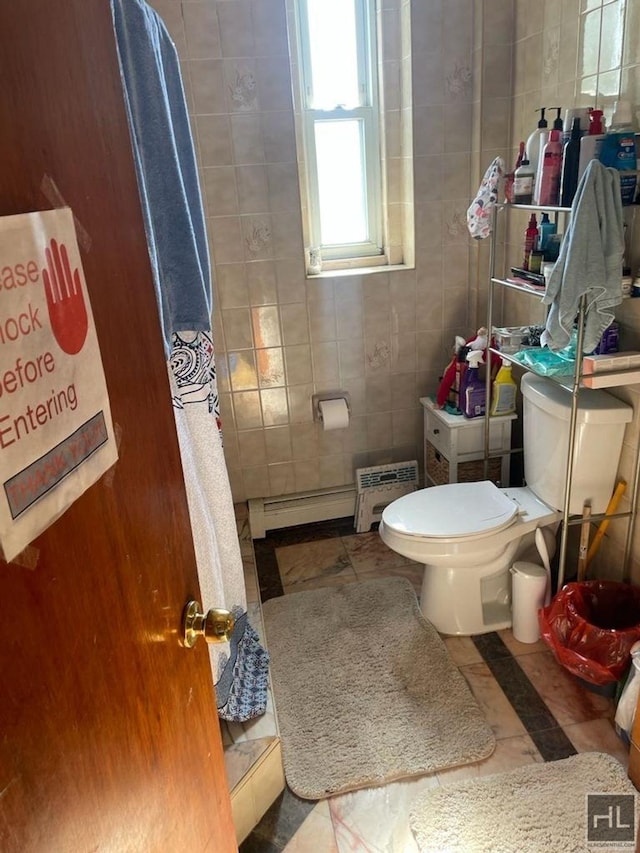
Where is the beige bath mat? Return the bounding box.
[262,577,495,799]
[410,752,637,853]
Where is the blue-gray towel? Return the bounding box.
[111,0,211,353]
[541,160,624,353]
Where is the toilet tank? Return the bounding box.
[521,373,632,514]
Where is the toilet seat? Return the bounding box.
[381,480,519,542]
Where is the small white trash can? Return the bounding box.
[511,561,548,644]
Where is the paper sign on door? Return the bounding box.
[0,208,118,561]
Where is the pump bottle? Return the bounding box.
[526,108,548,182]
[560,117,582,207]
[533,108,561,202]
[536,129,563,206]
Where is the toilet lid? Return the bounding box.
[382,481,519,539]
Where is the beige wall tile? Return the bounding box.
[197,114,233,166]
[183,2,221,60]
[247,260,278,305]
[189,58,228,114]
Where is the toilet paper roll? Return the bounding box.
[319,398,349,430]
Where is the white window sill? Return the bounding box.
[306,263,414,279]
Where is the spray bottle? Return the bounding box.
[490,359,517,416]
[462,350,486,419]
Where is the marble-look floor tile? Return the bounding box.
[282,570,359,594]
[443,636,484,666]
[353,563,424,597]
[435,733,543,784]
[328,774,440,853]
[497,628,548,657]
[341,531,413,572]
[283,801,338,853]
[460,661,528,740]
[516,651,614,726]
[564,718,630,769]
[225,736,278,792]
[276,539,352,586]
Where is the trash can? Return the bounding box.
[539,580,640,687]
[510,561,548,644]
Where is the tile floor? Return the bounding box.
[239,516,632,852]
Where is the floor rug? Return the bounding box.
[262,577,496,799]
[410,752,637,853]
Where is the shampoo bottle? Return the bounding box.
[490,359,517,416]
[462,350,486,419]
[560,117,582,207]
[526,108,548,181]
[536,129,563,206]
[577,108,605,183]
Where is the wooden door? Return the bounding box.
[0,2,236,851]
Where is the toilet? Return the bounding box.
[379,374,633,636]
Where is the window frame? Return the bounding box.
[296,0,383,263]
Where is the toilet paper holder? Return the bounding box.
[312,391,351,423]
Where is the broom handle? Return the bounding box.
[577,503,591,582]
[585,480,627,568]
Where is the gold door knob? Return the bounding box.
[182,600,235,648]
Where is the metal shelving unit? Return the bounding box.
[484,202,639,590]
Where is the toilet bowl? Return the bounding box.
[379,481,559,635]
[379,374,633,636]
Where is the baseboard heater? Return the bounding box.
[248,486,357,539]
[247,460,419,538]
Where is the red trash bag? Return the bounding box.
[538,580,640,686]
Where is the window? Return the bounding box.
[295,0,382,265]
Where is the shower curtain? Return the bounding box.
[111,0,268,721]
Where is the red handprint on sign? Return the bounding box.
[42,238,89,355]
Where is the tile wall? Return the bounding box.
[152,0,476,502]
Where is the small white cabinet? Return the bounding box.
[420,397,516,487]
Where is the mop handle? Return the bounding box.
[585,480,627,567]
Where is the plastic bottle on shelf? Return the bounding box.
[504,141,525,203]
[538,212,557,253]
[490,359,517,416]
[560,117,582,207]
[534,108,562,202]
[599,99,637,206]
[577,108,606,184]
[536,129,563,206]
[462,350,486,419]
[513,154,535,204]
[522,213,539,270]
[526,108,548,183]
[562,107,590,146]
